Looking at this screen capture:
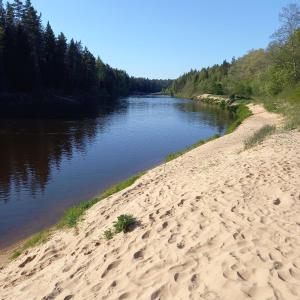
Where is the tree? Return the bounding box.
[0,0,5,27]
[0,21,4,90]
[42,22,56,88]
[22,0,43,88]
[271,3,300,80]
[15,23,33,90]
[12,0,24,22]
[55,32,67,90]
[82,47,97,91]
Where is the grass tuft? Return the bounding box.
[103,228,114,240]
[244,125,276,149]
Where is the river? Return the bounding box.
[0,95,233,248]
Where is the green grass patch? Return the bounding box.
[57,173,143,229]
[244,125,276,149]
[257,83,300,130]
[99,174,143,199]
[11,230,50,259]
[57,198,100,228]
[226,104,252,134]
[103,214,137,240]
[165,134,220,162]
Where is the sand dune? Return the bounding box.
[1,104,300,300]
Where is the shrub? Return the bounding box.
[103,228,114,240]
[113,214,136,233]
[103,214,137,240]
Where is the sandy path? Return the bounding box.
[0,105,300,300]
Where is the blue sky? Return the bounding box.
[29,0,293,79]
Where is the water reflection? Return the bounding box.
[178,101,233,134]
[0,100,128,201]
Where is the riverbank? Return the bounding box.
[1,104,300,299]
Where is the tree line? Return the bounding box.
[165,3,300,101]
[0,0,169,106]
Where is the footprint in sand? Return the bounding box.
[133,249,144,260]
[141,230,150,240]
[101,260,121,278]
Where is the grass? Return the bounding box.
[165,134,220,162]
[57,198,100,228]
[57,173,143,229]
[257,83,300,130]
[103,214,137,240]
[244,125,276,149]
[11,230,50,259]
[11,173,143,259]
[226,104,253,134]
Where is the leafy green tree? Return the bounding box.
[271,3,300,81]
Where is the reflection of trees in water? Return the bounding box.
[0,100,128,202]
[177,102,234,134]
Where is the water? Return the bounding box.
[0,96,233,249]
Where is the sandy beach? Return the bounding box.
[0,104,300,300]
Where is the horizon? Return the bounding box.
[6,0,296,79]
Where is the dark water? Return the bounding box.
[0,96,233,249]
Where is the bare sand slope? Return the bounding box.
[1,105,300,300]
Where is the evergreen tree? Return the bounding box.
[15,23,32,90]
[12,0,23,22]
[22,0,43,88]
[0,0,168,112]
[55,32,67,90]
[42,22,56,88]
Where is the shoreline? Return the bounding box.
[0,99,242,264]
[1,104,300,299]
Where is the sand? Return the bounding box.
[0,104,300,300]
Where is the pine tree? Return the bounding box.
[82,47,97,91]
[15,23,32,90]
[0,20,4,91]
[22,0,43,88]
[55,32,67,90]
[42,22,56,88]
[12,0,24,22]
[3,3,16,90]
[0,0,5,27]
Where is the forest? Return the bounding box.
[165,4,300,128]
[0,0,170,116]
